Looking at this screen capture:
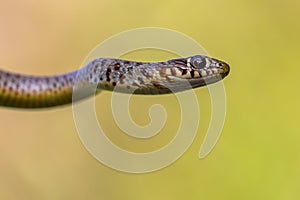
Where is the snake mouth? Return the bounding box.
[187,74,224,88]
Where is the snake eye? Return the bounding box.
[191,58,206,69]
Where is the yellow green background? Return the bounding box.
[0,0,299,199]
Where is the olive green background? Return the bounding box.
[0,0,299,199]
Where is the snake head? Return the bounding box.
[188,55,230,78]
[165,55,230,89]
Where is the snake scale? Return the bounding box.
[0,55,230,108]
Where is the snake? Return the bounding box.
[0,55,230,108]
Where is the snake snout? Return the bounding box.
[218,60,230,78]
[206,57,230,78]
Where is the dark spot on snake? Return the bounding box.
[190,70,195,78]
[181,69,187,75]
[127,66,133,71]
[100,77,103,81]
[114,63,120,71]
[106,69,111,82]
[112,82,116,86]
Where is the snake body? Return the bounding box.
[0,55,230,108]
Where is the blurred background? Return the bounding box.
[0,0,299,199]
